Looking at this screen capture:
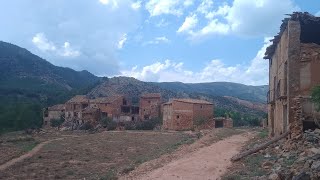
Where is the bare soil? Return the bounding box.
[123,130,254,180]
[0,130,195,180]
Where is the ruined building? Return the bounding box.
[162,99,214,130]
[139,93,162,120]
[43,104,65,128]
[265,12,320,137]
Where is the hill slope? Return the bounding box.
[154,82,268,103]
[88,77,268,120]
[0,41,101,131]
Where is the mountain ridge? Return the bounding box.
[0,40,268,131]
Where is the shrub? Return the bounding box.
[107,121,117,131]
[79,122,94,130]
[312,85,320,111]
[100,117,117,130]
[124,121,136,130]
[135,117,162,130]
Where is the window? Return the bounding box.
[200,105,203,109]
[148,100,151,103]
[177,115,180,119]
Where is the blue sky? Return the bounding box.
[0,0,319,85]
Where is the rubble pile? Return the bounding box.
[257,129,320,180]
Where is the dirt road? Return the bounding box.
[131,132,252,180]
[0,138,63,171]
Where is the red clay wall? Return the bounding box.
[139,97,161,120]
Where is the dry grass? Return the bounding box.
[0,130,195,180]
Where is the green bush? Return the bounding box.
[124,121,136,130]
[135,117,162,130]
[312,85,320,111]
[214,108,263,127]
[79,122,94,130]
[101,117,117,130]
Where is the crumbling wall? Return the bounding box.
[139,96,161,120]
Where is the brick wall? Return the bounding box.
[139,97,161,120]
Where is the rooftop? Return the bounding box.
[48,104,65,111]
[264,12,320,59]
[164,98,213,105]
[141,93,161,98]
[66,95,89,103]
[90,95,123,104]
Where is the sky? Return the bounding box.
[0,0,319,85]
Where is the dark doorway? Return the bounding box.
[215,120,223,128]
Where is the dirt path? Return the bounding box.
[128,132,252,180]
[0,138,64,171]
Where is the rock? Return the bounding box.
[309,148,320,154]
[262,161,274,169]
[277,158,284,163]
[311,161,320,170]
[264,153,271,158]
[268,173,280,180]
[292,172,311,180]
[314,129,320,134]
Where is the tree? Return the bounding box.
[311,85,320,111]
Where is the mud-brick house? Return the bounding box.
[90,95,126,118]
[162,99,214,131]
[265,12,320,137]
[65,95,90,120]
[139,93,162,120]
[81,107,101,125]
[213,117,233,128]
[43,104,65,128]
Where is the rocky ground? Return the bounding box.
[223,128,320,180]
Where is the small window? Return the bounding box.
[200,105,203,109]
[148,100,151,103]
[177,115,180,119]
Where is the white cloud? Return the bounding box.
[121,38,271,85]
[32,33,80,58]
[144,36,170,45]
[117,33,127,49]
[155,19,169,27]
[184,0,194,7]
[179,0,299,40]
[177,14,198,33]
[32,33,56,52]
[145,0,183,16]
[187,19,230,40]
[316,11,320,16]
[60,42,81,57]
[99,0,118,9]
[205,5,231,19]
[197,0,214,15]
[131,1,141,10]
[226,0,299,36]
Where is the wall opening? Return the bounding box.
[303,121,320,131]
[300,22,320,45]
[215,120,223,128]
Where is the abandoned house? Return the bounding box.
[65,95,90,120]
[265,12,320,137]
[162,99,214,131]
[139,93,162,120]
[213,117,233,129]
[81,107,101,125]
[43,104,65,128]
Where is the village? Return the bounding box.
[43,93,233,131]
[0,11,320,180]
